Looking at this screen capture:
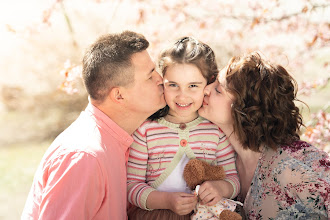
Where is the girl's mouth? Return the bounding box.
[176,103,191,107]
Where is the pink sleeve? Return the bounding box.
[38,152,105,220]
[127,127,155,210]
[216,134,240,199]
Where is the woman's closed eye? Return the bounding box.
[215,87,221,93]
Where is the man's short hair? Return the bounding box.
[82,31,149,101]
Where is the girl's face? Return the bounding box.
[198,67,234,127]
[163,63,207,123]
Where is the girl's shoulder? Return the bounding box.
[197,117,219,128]
[139,119,162,128]
[197,117,226,133]
[134,118,171,136]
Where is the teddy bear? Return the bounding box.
[183,158,242,220]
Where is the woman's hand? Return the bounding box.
[198,180,233,206]
[166,192,197,215]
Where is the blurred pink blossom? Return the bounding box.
[302,110,330,153]
[298,77,330,96]
[58,60,82,95]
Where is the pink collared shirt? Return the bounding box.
[22,103,133,220]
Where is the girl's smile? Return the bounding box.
[176,103,191,108]
[163,63,207,123]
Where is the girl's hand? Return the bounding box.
[198,180,232,206]
[167,192,197,215]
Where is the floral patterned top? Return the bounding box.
[239,140,330,220]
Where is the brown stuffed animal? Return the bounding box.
[183,159,242,220]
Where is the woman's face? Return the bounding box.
[198,68,234,127]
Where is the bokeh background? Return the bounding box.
[0,0,329,219]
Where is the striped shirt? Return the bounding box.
[127,116,240,210]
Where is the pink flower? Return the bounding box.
[319,159,330,168]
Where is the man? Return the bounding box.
[21,31,166,219]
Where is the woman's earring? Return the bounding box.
[231,103,234,108]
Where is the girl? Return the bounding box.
[127,37,240,219]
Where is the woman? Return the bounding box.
[198,51,329,219]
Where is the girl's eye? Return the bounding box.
[215,87,221,94]
[169,83,177,87]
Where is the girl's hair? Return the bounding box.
[149,36,218,120]
[225,52,304,151]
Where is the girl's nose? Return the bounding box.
[177,89,187,98]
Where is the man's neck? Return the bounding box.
[92,100,145,135]
[115,111,147,135]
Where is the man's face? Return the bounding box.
[124,50,166,119]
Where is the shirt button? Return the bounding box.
[180,139,187,147]
[179,123,186,130]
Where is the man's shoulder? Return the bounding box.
[49,114,105,157]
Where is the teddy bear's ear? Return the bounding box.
[183,159,205,189]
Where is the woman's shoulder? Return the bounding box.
[279,140,329,164]
[270,140,330,178]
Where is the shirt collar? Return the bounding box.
[85,102,133,148]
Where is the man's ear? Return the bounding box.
[109,87,124,103]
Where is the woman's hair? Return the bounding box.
[149,36,218,120]
[224,52,304,151]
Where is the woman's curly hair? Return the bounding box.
[225,52,304,151]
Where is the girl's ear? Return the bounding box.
[109,87,124,103]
